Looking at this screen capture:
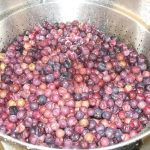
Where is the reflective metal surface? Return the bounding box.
[0,0,150,149]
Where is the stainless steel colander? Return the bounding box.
[0,0,150,149]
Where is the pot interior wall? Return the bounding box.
[0,1,150,59]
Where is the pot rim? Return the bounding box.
[0,128,150,150]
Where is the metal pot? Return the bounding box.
[0,0,150,149]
